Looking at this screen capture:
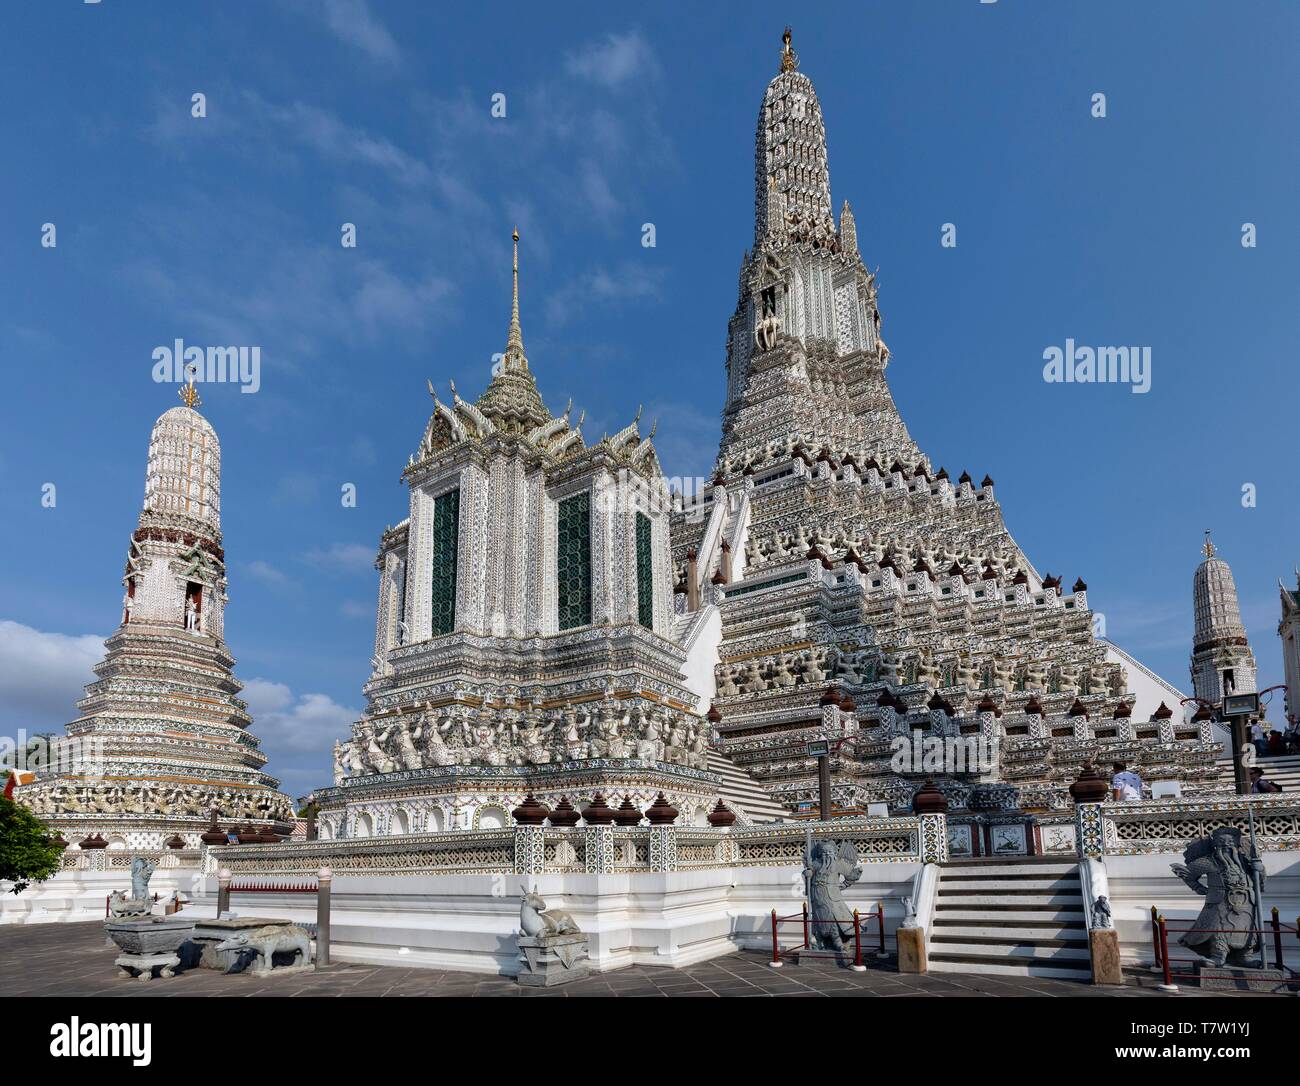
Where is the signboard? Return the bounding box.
[1221,692,1260,718]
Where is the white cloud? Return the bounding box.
[284,0,402,66]
[564,31,659,88]
[0,621,104,734]
[242,678,358,754]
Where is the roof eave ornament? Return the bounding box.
[780,26,798,73]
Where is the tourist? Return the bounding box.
[1286,720,1300,755]
[1250,721,1268,757]
[1111,762,1142,801]
[1250,767,1283,794]
[1267,728,1285,757]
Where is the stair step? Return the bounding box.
[941,889,1081,894]
[940,861,1079,876]
[927,956,1092,980]
[929,924,1087,942]
[928,940,1092,962]
[940,870,1080,882]
[934,908,1087,923]
[941,889,1081,910]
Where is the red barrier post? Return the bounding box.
[877,902,885,954]
[802,902,810,949]
[852,910,865,971]
[1157,915,1177,991]
[1150,905,1161,965]
[769,909,782,968]
[1271,907,1283,971]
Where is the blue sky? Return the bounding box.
[1,1,1297,798]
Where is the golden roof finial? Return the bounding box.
[1202,530,1216,560]
[504,226,528,371]
[780,26,798,73]
[179,363,202,409]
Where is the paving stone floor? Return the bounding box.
[0,921,1286,997]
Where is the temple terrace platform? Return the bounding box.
[1,921,1291,998]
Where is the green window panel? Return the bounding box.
[635,512,654,629]
[430,487,460,636]
[557,491,592,630]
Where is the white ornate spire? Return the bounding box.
[1191,532,1257,704]
[143,401,221,534]
[754,26,833,247]
[504,227,528,371]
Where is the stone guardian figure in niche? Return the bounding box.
[1171,827,1265,968]
[805,840,862,951]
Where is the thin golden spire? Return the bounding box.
[504,226,527,370]
[1202,530,1216,560]
[780,26,798,73]
[179,363,202,409]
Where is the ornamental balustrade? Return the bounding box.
[59,849,202,872]
[206,816,934,878]
[1073,794,1300,857]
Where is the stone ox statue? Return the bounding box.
[214,925,312,975]
[1170,826,1265,968]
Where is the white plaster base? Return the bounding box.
[0,867,205,925]
[200,863,922,976]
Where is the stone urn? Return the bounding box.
[105,916,195,981]
[612,796,643,827]
[512,794,550,826]
[1069,765,1111,804]
[105,916,194,956]
[580,793,616,826]
[706,799,736,827]
[644,793,679,826]
[911,778,949,814]
[548,796,581,828]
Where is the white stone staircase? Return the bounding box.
[927,858,1093,981]
[1216,753,1300,792]
[706,749,788,823]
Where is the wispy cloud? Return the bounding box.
[243,559,293,589]
[305,542,375,574]
[283,0,403,67]
[544,262,664,327]
[564,31,660,88]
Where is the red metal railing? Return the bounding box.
[768,902,889,967]
[227,880,318,894]
[1151,906,1298,982]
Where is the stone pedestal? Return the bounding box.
[1088,928,1123,985]
[896,925,927,974]
[188,916,293,972]
[517,933,591,987]
[1195,964,1291,993]
[791,947,864,970]
[116,952,180,981]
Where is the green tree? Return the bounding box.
[0,796,65,894]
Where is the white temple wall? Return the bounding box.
[0,866,203,925]
[1101,851,1300,965]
